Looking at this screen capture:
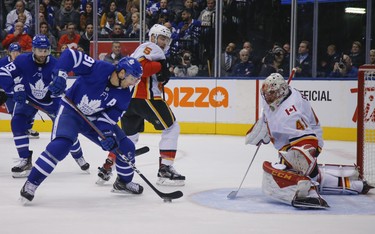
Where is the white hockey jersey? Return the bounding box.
[130,42,165,99]
[262,88,323,151]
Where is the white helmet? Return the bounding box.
[261,73,289,111]
[148,24,172,52]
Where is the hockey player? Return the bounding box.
[0,42,39,139]
[97,24,185,186]
[0,35,89,178]
[19,51,144,202]
[245,73,373,208]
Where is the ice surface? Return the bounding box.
[0,133,374,234]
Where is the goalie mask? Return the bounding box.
[148,24,172,52]
[261,73,289,111]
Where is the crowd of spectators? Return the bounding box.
[0,0,374,78]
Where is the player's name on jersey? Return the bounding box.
[299,90,332,102]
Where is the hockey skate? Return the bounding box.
[12,156,32,178]
[111,176,143,195]
[291,188,329,209]
[74,156,90,173]
[19,181,38,204]
[96,158,114,185]
[361,181,375,194]
[27,129,40,139]
[157,164,185,186]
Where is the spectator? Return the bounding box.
[173,50,199,77]
[319,44,340,77]
[221,42,237,77]
[149,0,175,27]
[259,46,288,77]
[57,22,81,51]
[99,11,116,37]
[349,41,365,68]
[109,23,126,39]
[174,8,201,57]
[103,41,124,65]
[40,21,57,51]
[329,54,358,78]
[232,48,255,77]
[55,0,80,38]
[198,0,216,73]
[100,1,125,31]
[79,1,93,32]
[124,3,139,30]
[2,22,32,52]
[295,40,312,77]
[125,12,141,38]
[39,2,55,31]
[7,12,31,35]
[5,0,33,33]
[78,23,94,54]
[370,49,375,65]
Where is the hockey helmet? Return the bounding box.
[261,73,289,110]
[9,42,21,52]
[148,24,171,52]
[116,57,143,86]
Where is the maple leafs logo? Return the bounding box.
[30,79,48,99]
[77,95,104,115]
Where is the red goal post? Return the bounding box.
[357,64,375,186]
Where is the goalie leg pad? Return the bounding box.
[262,161,312,205]
[318,164,363,195]
[279,145,317,176]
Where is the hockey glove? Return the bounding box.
[49,70,67,96]
[99,130,118,151]
[156,60,171,85]
[0,88,7,105]
[13,84,27,104]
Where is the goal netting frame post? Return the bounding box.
[357,64,375,186]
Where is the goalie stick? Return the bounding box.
[227,144,261,199]
[64,96,183,201]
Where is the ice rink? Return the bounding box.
[0,132,374,234]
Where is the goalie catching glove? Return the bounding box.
[245,117,270,145]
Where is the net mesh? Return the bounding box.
[362,69,375,185]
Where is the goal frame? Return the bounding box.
[357,64,375,183]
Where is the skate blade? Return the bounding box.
[82,169,90,174]
[156,178,185,186]
[111,188,136,195]
[19,196,31,206]
[28,135,40,139]
[292,199,330,209]
[12,170,31,178]
[96,178,109,185]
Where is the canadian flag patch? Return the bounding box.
[285,105,297,115]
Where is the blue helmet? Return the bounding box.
[116,57,143,79]
[32,34,51,49]
[9,42,21,52]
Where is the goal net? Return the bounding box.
[357,65,375,186]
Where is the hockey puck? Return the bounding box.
[163,199,172,203]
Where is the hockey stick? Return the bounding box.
[64,96,183,201]
[287,67,297,85]
[135,146,150,156]
[227,144,261,199]
[25,100,56,119]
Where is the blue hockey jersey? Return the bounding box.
[0,53,59,108]
[58,49,132,130]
